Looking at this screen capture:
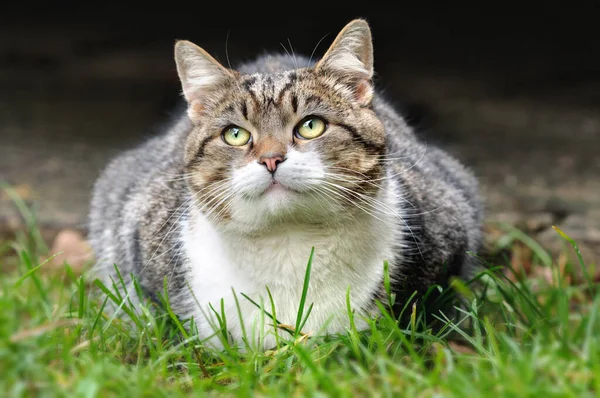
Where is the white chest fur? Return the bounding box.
[179,195,400,350]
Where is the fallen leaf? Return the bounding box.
[48,229,94,272]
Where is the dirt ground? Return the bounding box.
[1,7,599,264]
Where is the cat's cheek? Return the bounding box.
[231,161,272,198]
[276,150,325,192]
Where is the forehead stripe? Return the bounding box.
[275,81,294,106]
[241,101,248,120]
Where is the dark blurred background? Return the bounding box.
[1,3,599,261]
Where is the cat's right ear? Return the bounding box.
[174,40,235,120]
[315,19,374,106]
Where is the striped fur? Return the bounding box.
[89,20,483,349]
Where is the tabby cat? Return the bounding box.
[89,19,483,349]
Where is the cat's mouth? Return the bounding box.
[263,178,306,197]
[264,179,288,194]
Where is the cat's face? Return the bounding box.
[176,20,386,230]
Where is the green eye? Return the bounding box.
[222,126,252,146]
[295,116,327,140]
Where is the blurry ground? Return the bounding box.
[1,5,599,263]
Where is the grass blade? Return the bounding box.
[294,247,314,337]
[13,252,58,288]
[553,225,595,294]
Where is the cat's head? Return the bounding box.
[175,19,387,231]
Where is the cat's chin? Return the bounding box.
[261,182,299,210]
[225,184,342,232]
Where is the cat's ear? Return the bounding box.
[174,40,235,118]
[316,19,374,106]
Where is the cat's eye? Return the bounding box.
[222,126,252,146]
[294,116,327,140]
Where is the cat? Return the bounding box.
[88,19,483,350]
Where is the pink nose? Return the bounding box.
[259,154,285,173]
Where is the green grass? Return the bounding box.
[1,193,600,396]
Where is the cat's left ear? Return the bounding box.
[316,19,374,106]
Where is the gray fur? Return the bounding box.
[89,52,482,325]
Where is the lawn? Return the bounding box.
[1,192,599,397]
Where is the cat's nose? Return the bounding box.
[259,154,285,174]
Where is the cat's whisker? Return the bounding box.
[332,152,414,162]
[318,182,385,218]
[325,147,428,182]
[322,172,374,186]
[322,175,367,190]
[326,144,417,160]
[365,149,429,183]
[308,33,330,67]
[314,164,437,215]
[156,170,195,176]
[323,181,406,226]
[321,171,423,212]
[209,189,239,224]
[330,180,441,253]
[195,185,235,216]
[156,170,196,179]
[328,161,424,185]
[287,38,299,70]
[324,178,445,219]
[280,42,298,70]
[217,198,238,224]
[149,179,230,240]
[322,181,427,262]
[148,197,195,241]
[179,183,233,227]
[142,180,233,272]
[198,185,238,224]
[316,184,392,225]
[224,29,233,71]
[308,186,360,223]
[324,181,395,216]
[288,166,411,212]
[160,175,196,183]
[325,167,372,180]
